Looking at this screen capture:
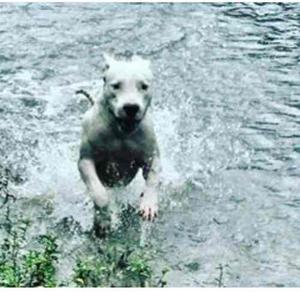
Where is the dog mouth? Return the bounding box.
[109,109,141,133]
[117,117,141,133]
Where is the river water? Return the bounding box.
[0,3,300,287]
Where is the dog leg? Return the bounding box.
[140,153,161,221]
[78,158,112,237]
[78,158,110,208]
[93,204,112,238]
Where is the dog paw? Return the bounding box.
[93,205,111,238]
[139,192,158,222]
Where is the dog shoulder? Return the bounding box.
[81,105,105,143]
[81,103,118,157]
[139,118,160,155]
[142,116,157,140]
[82,103,101,129]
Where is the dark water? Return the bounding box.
[0,3,300,287]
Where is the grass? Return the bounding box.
[0,209,58,287]
[73,243,168,287]
[0,166,169,288]
[0,201,168,288]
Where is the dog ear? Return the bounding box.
[132,55,151,69]
[102,53,116,83]
[132,55,152,80]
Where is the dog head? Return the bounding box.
[102,53,153,132]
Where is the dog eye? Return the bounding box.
[140,82,149,91]
[111,82,121,90]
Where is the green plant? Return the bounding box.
[21,235,58,287]
[0,210,58,287]
[73,243,167,288]
[0,194,168,288]
[73,258,110,287]
[125,252,152,287]
[0,213,30,287]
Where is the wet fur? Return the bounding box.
[78,54,160,222]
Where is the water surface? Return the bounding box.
[0,3,300,287]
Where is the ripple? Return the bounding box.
[0,2,300,287]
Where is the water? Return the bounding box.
[0,3,300,287]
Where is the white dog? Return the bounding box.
[78,54,160,224]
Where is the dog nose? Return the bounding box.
[123,104,139,118]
